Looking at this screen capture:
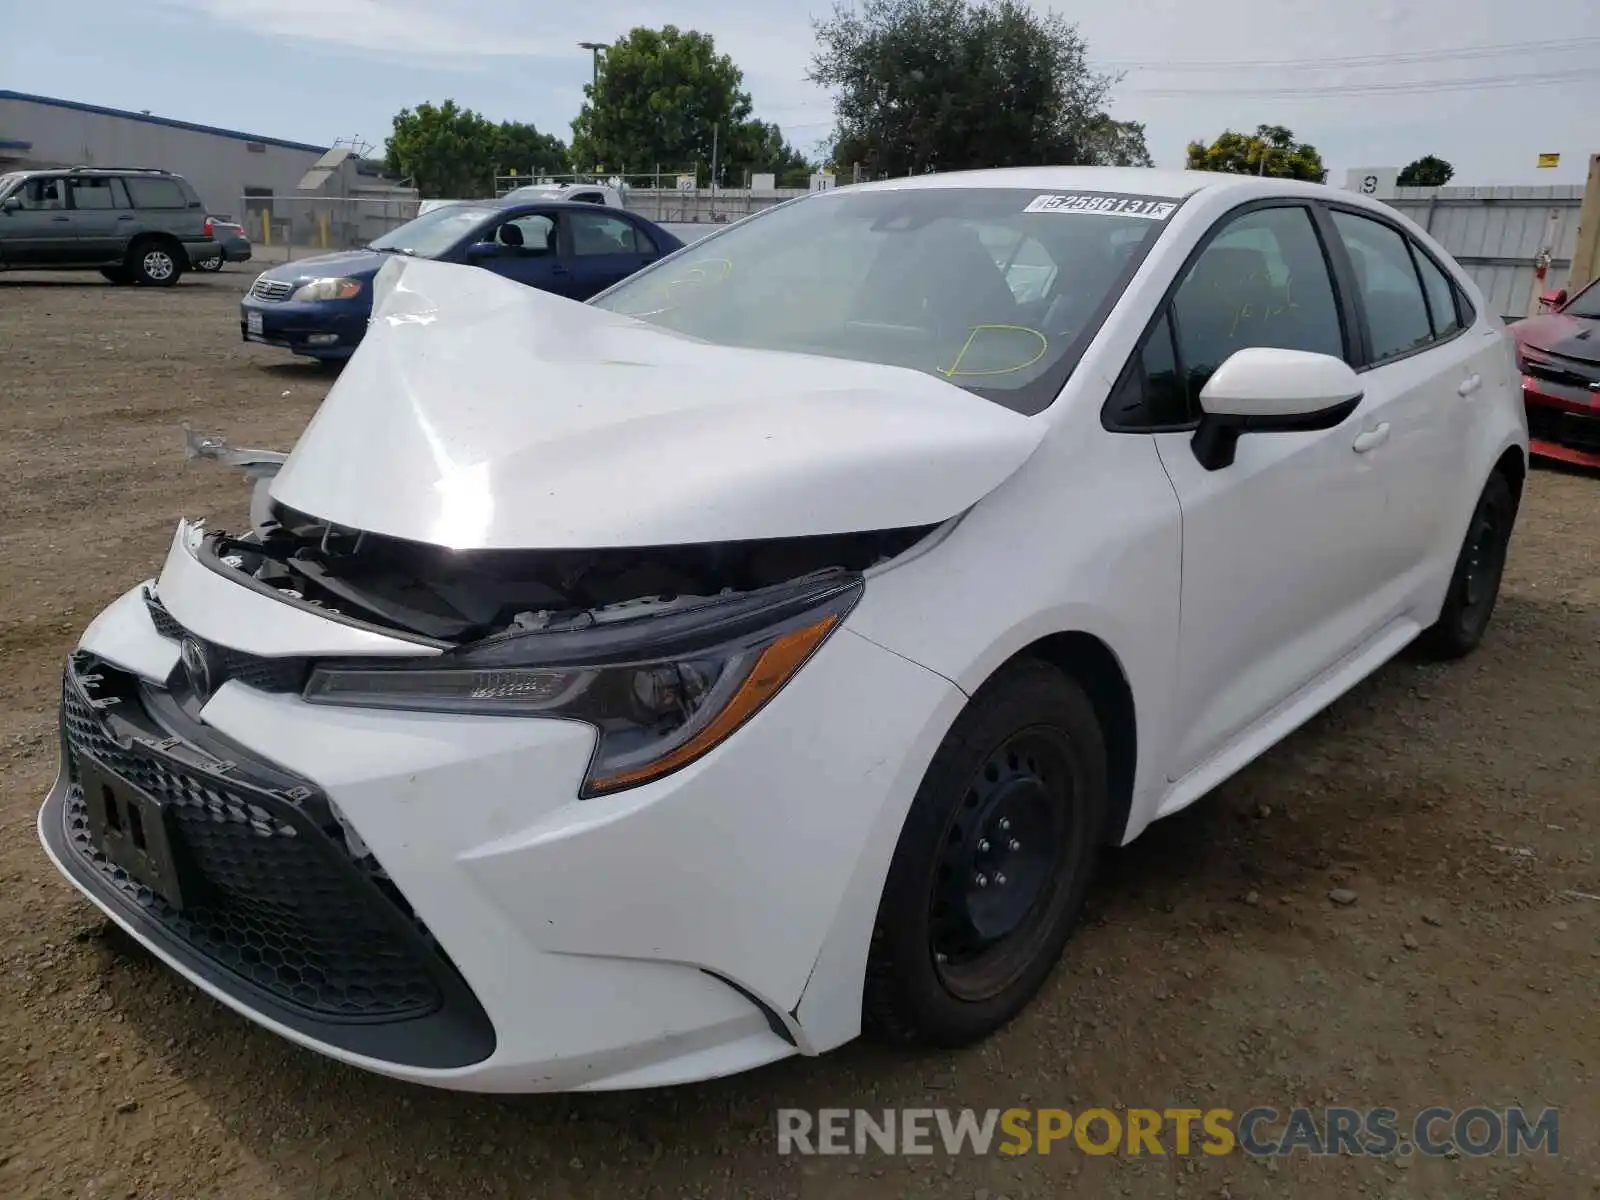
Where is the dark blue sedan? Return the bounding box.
[239,199,684,362]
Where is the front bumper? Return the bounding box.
[37,527,962,1091]
[1522,378,1600,469]
[240,295,367,358]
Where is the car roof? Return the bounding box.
[842,166,1337,201]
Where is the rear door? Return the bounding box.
[1320,205,1482,600]
[1,175,75,264]
[66,175,134,262]
[562,210,655,298]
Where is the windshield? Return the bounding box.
[369,205,499,257]
[1565,278,1600,321]
[0,172,23,200]
[590,186,1180,413]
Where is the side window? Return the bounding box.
[501,213,555,253]
[18,177,66,209]
[1329,210,1433,361]
[67,177,128,210]
[1411,246,1463,338]
[1171,205,1344,397]
[570,211,644,256]
[123,177,188,209]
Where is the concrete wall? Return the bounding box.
[0,92,327,219]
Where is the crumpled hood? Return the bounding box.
[267,256,1045,550]
[1511,312,1600,364]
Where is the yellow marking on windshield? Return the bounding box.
[940,325,1049,378]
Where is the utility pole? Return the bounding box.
[710,121,720,190]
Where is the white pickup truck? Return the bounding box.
[417,183,626,216]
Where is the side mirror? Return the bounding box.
[1,195,20,213]
[466,240,505,262]
[1538,288,1567,312]
[1192,347,1363,471]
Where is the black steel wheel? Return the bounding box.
[1418,469,1516,659]
[864,659,1107,1046]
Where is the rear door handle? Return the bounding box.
[51,215,70,222]
[1457,373,1483,396]
[1352,423,1391,453]
[116,215,134,221]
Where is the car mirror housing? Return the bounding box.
[1192,347,1364,472]
[1,195,20,213]
[1538,287,1567,311]
[465,240,505,262]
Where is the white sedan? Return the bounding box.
[39,167,1526,1093]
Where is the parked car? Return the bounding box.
[1505,277,1600,468]
[192,216,251,271]
[0,166,220,284]
[40,167,1526,1094]
[239,198,683,361]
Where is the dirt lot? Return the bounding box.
[0,270,1596,1200]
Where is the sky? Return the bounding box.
[3,0,1598,186]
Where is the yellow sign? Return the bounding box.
[1537,153,1560,169]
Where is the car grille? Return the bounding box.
[1527,404,1600,454]
[59,656,445,1022]
[1523,351,1600,391]
[250,278,293,301]
[143,587,307,693]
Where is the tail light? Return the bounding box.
[202,218,214,239]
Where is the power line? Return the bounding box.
[1099,35,1600,72]
[1123,66,1600,98]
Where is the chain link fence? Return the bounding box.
[237,195,421,263]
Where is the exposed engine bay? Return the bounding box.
[186,430,936,646]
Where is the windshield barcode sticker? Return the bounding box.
[1024,194,1177,220]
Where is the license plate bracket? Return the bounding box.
[246,311,264,336]
[79,754,188,910]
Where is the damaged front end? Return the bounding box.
[181,426,940,794]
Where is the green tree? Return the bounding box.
[1185,124,1327,182]
[385,101,567,198]
[571,27,807,186]
[809,0,1144,178]
[1398,155,1455,187]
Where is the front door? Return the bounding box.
[477,211,570,294]
[1150,202,1394,782]
[0,175,75,265]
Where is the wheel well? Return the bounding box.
[128,232,180,255]
[1012,632,1137,845]
[1493,444,1526,511]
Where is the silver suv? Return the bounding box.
[0,166,221,286]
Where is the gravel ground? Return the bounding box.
[0,268,1596,1200]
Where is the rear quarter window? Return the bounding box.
[123,177,190,209]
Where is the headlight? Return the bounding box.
[290,276,364,302]
[303,573,862,796]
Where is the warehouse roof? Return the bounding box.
[0,90,328,154]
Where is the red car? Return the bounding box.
[1507,277,1600,468]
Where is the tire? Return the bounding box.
[864,658,1108,1047]
[196,254,224,273]
[100,267,132,285]
[1416,470,1516,660]
[129,239,184,287]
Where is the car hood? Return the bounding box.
[1510,312,1600,364]
[267,256,1046,550]
[259,248,393,284]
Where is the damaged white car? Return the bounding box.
[40,167,1526,1093]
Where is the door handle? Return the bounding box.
[1456,374,1482,396]
[116,215,134,221]
[1352,423,1391,453]
[51,215,70,222]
